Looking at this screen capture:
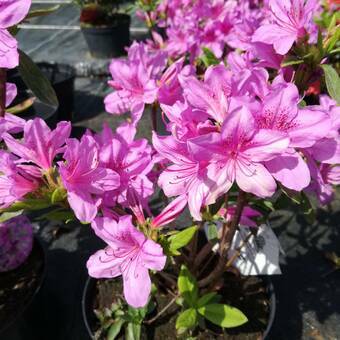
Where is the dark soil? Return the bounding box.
[0,238,45,333]
[88,273,271,340]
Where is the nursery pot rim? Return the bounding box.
[82,275,276,340]
[80,13,131,30]
[0,235,46,334]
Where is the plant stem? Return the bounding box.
[225,231,253,268]
[0,68,6,118]
[194,242,213,269]
[144,294,179,325]
[151,102,158,132]
[198,191,247,288]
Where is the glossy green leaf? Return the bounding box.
[198,304,248,328]
[178,265,198,306]
[18,50,59,108]
[168,226,198,254]
[197,292,220,307]
[107,319,124,340]
[321,64,340,104]
[175,308,198,332]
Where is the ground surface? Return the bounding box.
[1,3,340,340]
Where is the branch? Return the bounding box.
[0,69,6,118]
[144,294,179,325]
[198,191,247,288]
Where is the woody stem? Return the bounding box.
[0,69,6,118]
[198,190,247,288]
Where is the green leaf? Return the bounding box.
[201,47,219,67]
[27,5,61,19]
[6,97,35,114]
[300,193,316,224]
[125,322,141,340]
[325,26,340,53]
[107,319,124,340]
[206,222,219,241]
[0,211,24,223]
[198,304,248,328]
[36,209,75,222]
[51,187,67,204]
[168,226,198,255]
[321,64,340,104]
[281,58,304,67]
[2,198,51,212]
[18,50,59,108]
[178,265,198,307]
[197,292,220,307]
[280,185,302,204]
[175,308,198,332]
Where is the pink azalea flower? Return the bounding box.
[160,100,215,142]
[58,136,120,223]
[0,150,39,209]
[305,153,340,205]
[0,83,25,140]
[104,42,167,125]
[87,215,166,307]
[94,123,154,208]
[254,82,331,190]
[157,58,195,106]
[187,105,290,199]
[0,0,32,68]
[151,195,188,228]
[252,0,318,55]
[307,96,340,165]
[179,64,232,123]
[152,132,232,221]
[3,118,71,171]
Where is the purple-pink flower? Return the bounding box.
[0,0,32,68]
[252,0,318,54]
[104,42,167,125]
[94,122,154,209]
[3,118,71,171]
[58,135,120,223]
[87,215,166,307]
[188,105,290,199]
[0,150,39,209]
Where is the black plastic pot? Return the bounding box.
[7,62,76,122]
[82,276,276,340]
[37,62,76,122]
[81,14,131,59]
[0,236,46,337]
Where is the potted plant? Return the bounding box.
[74,0,131,58]
[0,215,45,336]
[0,0,339,339]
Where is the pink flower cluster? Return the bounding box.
[1,0,338,310]
[0,0,32,68]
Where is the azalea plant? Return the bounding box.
[0,0,340,338]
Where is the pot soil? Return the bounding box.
[0,237,45,334]
[82,273,275,340]
[81,14,131,59]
